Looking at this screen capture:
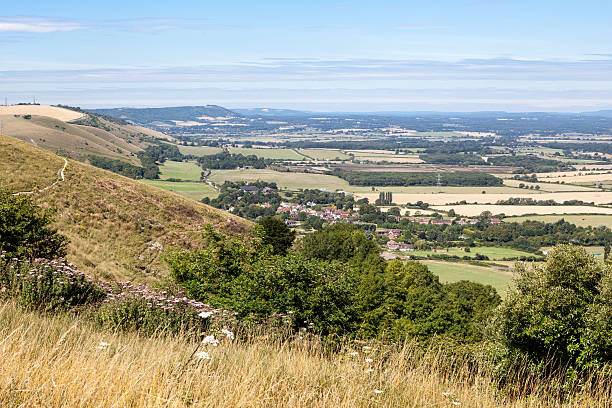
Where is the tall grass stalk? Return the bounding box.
[0,301,609,407]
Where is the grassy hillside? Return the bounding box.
[1,301,607,407]
[0,105,173,165]
[0,136,250,282]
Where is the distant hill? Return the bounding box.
[0,136,250,282]
[233,108,310,117]
[0,105,174,165]
[88,105,239,125]
[582,110,612,118]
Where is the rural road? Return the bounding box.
[13,157,68,196]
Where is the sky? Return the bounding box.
[1,0,612,112]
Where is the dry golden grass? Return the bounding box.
[0,105,84,121]
[431,204,612,217]
[0,301,609,408]
[0,137,250,282]
[0,113,147,164]
[355,191,612,205]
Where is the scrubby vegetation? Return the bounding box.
[1,186,611,405]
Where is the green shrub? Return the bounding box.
[497,245,612,374]
[0,190,67,260]
[233,253,358,336]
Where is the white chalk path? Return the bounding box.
[12,158,68,196]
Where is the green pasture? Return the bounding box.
[158,160,203,181]
[177,145,223,156]
[421,260,514,295]
[229,147,304,160]
[411,246,536,260]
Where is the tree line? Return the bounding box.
[333,169,503,187]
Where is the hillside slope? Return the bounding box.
[0,136,250,282]
[0,105,173,165]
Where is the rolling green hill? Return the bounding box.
[0,135,251,282]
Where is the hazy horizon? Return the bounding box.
[2,1,612,111]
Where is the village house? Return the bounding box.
[386,240,414,252]
[240,185,259,194]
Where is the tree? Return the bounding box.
[300,223,380,264]
[0,191,67,260]
[496,245,612,372]
[257,216,295,255]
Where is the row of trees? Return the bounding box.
[488,155,574,173]
[88,156,148,179]
[333,170,503,187]
[197,151,272,170]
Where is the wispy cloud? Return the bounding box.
[2,57,611,111]
[94,17,247,32]
[0,17,84,33]
[2,57,612,83]
[396,25,454,30]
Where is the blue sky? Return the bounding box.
[1,0,611,111]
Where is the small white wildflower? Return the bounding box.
[221,328,235,340]
[374,389,384,394]
[96,341,111,350]
[362,346,372,350]
[201,335,219,347]
[195,351,211,360]
[198,311,213,318]
[349,351,359,356]
[452,402,461,406]
[365,358,373,363]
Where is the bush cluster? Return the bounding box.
[0,255,106,311]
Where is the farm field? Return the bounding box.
[177,145,222,156]
[351,156,424,163]
[356,191,612,205]
[410,246,536,260]
[506,214,612,228]
[431,204,612,217]
[420,260,515,295]
[208,169,535,195]
[502,179,600,192]
[141,180,218,201]
[228,147,304,160]
[363,186,534,194]
[158,160,203,181]
[208,169,352,191]
[298,148,351,160]
[535,170,612,183]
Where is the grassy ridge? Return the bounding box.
[0,106,174,165]
[0,137,250,282]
